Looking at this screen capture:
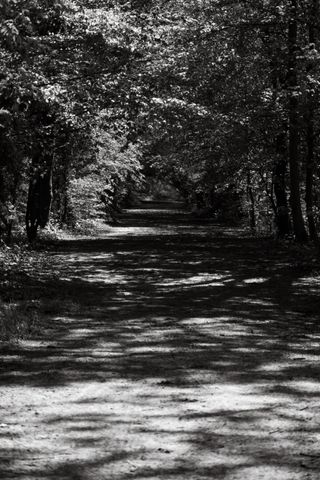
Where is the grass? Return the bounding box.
[0,241,56,342]
[0,300,40,341]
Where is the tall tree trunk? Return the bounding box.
[264,27,291,238]
[273,133,291,237]
[287,0,308,242]
[273,162,291,238]
[305,0,319,244]
[26,154,53,242]
[305,113,318,242]
[247,171,256,232]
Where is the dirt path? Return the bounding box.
[1,202,320,480]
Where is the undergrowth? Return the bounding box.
[0,300,40,341]
[0,242,56,342]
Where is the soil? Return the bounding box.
[1,202,320,480]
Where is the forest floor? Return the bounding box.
[1,202,320,480]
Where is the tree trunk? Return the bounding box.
[287,0,308,242]
[0,213,13,244]
[273,156,291,237]
[305,113,318,242]
[247,171,256,232]
[305,0,319,244]
[26,154,53,242]
[265,28,291,238]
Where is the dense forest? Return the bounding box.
[1,0,320,244]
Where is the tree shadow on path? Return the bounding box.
[1,202,320,479]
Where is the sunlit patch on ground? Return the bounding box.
[292,276,320,294]
[157,273,230,288]
[242,277,268,284]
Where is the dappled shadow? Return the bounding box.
[1,201,320,479]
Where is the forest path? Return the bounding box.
[1,202,320,480]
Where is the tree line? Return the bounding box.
[0,0,319,244]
